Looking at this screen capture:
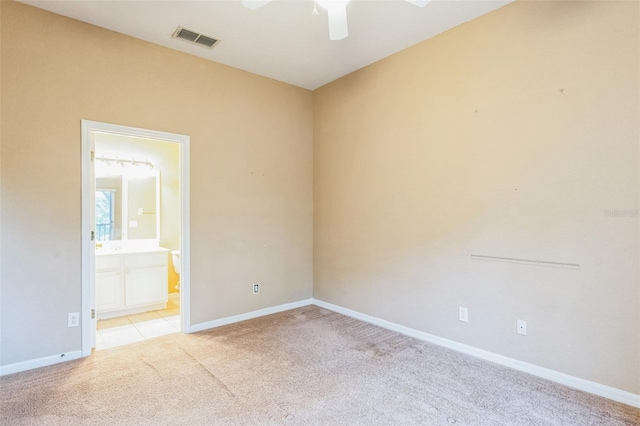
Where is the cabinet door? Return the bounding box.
[96,271,122,312]
[124,266,168,307]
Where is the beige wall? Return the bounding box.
[314,0,639,394]
[0,2,313,365]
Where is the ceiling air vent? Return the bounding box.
[172,26,220,49]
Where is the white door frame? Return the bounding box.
[81,120,191,356]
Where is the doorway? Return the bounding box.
[81,120,190,356]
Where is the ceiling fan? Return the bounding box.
[242,0,432,41]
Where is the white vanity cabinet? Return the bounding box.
[96,249,169,319]
[96,270,122,312]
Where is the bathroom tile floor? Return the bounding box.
[96,295,180,351]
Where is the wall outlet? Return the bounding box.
[253,283,260,294]
[458,307,468,323]
[517,319,527,335]
[68,312,80,327]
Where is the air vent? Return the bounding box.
[172,26,220,49]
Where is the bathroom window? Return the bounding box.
[96,189,116,241]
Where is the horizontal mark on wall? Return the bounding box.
[471,254,580,270]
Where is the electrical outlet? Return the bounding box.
[253,283,260,294]
[458,307,468,323]
[68,312,80,327]
[517,320,527,335]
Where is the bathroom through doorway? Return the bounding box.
[81,121,191,356]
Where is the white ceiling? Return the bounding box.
[19,0,514,90]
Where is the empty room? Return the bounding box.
[1,0,638,424]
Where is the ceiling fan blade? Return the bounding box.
[242,0,273,10]
[405,0,432,7]
[327,4,348,41]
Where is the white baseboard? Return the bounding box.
[4,299,637,409]
[1,298,314,376]
[312,299,640,408]
[0,350,83,377]
[188,298,314,333]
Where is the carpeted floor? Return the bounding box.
[1,306,638,425]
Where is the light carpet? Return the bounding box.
[1,306,638,425]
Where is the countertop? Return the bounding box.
[96,246,170,256]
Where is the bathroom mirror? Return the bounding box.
[96,172,160,241]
